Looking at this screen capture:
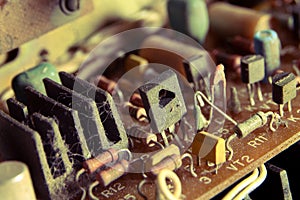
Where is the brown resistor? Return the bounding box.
[124,102,148,122]
[82,148,119,174]
[211,50,242,76]
[96,75,116,94]
[128,126,157,147]
[130,93,144,107]
[150,154,182,176]
[96,159,129,187]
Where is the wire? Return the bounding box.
[222,168,259,200]
[226,133,237,161]
[233,164,267,200]
[156,169,182,200]
[88,181,100,200]
[180,153,197,177]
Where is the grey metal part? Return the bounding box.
[25,87,90,163]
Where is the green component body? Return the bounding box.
[12,63,61,104]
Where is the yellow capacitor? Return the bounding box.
[192,131,226,165]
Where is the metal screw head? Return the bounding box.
[60,0,80,15]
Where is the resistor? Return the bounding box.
[130,93,144,107]
[96,159,129,187]
[82,148,119,174]
[128,126,157,147]
[150,154,182,176]
[234,111,269,138]
[123,102,148,122]
[211,49,241,76]
[95,75,116,95]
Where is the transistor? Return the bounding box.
[272,72,297,116]
[240,54,265,105]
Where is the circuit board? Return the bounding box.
[1,1,300,200]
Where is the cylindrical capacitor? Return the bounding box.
[209,2,271,39]
[234,111,268,138]
[96,159,129,187]
[0,161,36,200]
[128,126,157,147]
[83,148,119,174]
[96,76,116,95]
[150,154,182,176]
[130,93,144,107]
[254,29,281,81]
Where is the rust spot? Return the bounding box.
[0,0,8,10]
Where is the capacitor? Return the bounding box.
[0,161,36,200]
[96,159,129,187]
[254,29,281,82]
[130,93,144,107]
[128,126,157,147]
[82,148,119,174]
[150,154,182,176]
[209,2,271,39]
[234,111,268,138]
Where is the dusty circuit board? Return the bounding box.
[2,1,300,200]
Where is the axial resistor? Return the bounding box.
[124,102,148,122]
[96,75,116,95]
[150,154,182,176]
[130,93,144,107]
[234,111,268,138]
[82,148,119,174]
[96,159,129,187]
[128,126,157,147]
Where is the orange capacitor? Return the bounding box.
[96,159,129,187]
[96,75,116,95]
[150,154,182,176]
[128,126,157,147]
[82,148,119,174]
[130,93,144,107]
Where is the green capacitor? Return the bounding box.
[167,0,209,43]
[12,62,61,105]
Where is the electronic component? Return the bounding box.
[254,29,281,81]
[128,126,157,147]
[209,2,271,38]
[0,161,36,200]
[192,131,226,165]
[129,93,144,107]
[167,0,209,43]
[123,102,148,123]
[95,75,117,95]
[227,35,255,55]
[144,144,180,173]
[11,62,61,105]
[234,111,274,138]
[227,87,242,114]
[6,98,28,123]
[139,69,187,134]
[124,54,148,73]
[241,54,265,105]
[272,72,297,116]
[211,49,242,75]
[156,169,182,200]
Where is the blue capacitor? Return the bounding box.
[254,30,281,82]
